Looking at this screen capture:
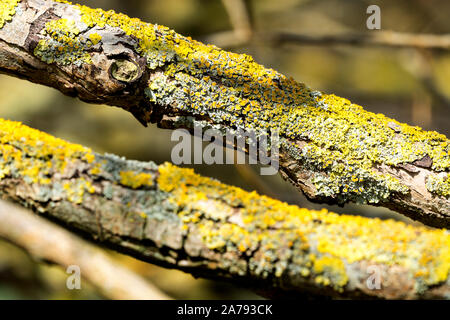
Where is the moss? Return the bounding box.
[41,1,449,202]
[0,0,20,29]
[157,162,450,290]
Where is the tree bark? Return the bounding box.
[0,0,448,228]
[0,118,448,299]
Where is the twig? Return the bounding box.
[398,49,450,109]
[0,200,171,300]
[203,0,253,48]
[272,31,450,50]
[234,163,278,198]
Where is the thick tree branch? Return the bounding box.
[0,199,171,300]
[0,0,448,228]
[0,118,448,299]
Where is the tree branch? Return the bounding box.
[272,31,450,50]
[0,118,448,299]
[0,0,448,228]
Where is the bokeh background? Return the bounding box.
[0,0,449,299]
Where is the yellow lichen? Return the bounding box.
[0,118,97,202]
[34,18,92,65]
[0,0,20,29]
[88,32,102,45]
[426,174,450,197]
[2,0,449,292]
[119,171,154,189]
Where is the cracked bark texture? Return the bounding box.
[0,118,448,299]
[0,0,448,228]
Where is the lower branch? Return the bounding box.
[0,118,448,299]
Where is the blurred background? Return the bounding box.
[0,0,449,299]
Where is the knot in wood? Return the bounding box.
[110,59,140,83]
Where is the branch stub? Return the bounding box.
[110,59,140,83]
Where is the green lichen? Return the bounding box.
[0,0,20,29]
[44,1,448,203]
[34,18,92,65]
[426,173,450,197]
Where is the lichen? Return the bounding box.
[0,118,159,210]
[88,32,102,45]
[426,173,450,197]
[0,118,96,203]
[313,255,348,290]
[0,0,20,29]
[119,170,153,189]
[43,0,449,202]
[157,162,450,291]
[34,18,92,65]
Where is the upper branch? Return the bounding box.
[0,0,448,228]
[0,117,448,299]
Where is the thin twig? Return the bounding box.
[272,31,450,50]
[203,0,253,47]
[0,200,171,300]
